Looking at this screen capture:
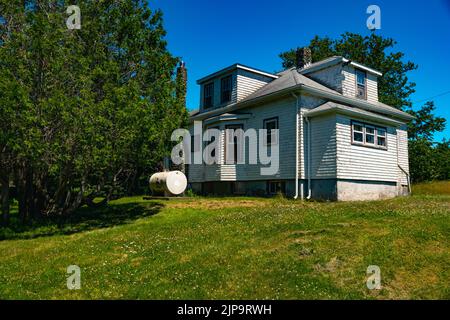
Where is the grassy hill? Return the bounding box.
[0,182,449,299]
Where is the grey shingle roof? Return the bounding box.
[305,102,404,125]
[240,66,411,120]
[241,67,339,103]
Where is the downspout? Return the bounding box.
[291,93,300,199]
[304,115,312,199]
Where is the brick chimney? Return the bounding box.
[296,47,312,70]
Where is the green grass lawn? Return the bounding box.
[0,182,449,299]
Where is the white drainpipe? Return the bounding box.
[291,93,300,199]
[305,115,312,199]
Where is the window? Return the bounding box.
[225,124,243,164]
[352,121,387,149]
[220,75,232,104]
[203,82,214,109]
[365,125,375,144]
[377,128,387,147]
[204,126,219,158]
[356,69,366,99]
[263,117,279,146]
[267,181,285,195]
[352,123,364,142]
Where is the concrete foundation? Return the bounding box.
[337,179,398,201]
[188,179,408,201]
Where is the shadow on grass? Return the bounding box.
[0,201,164,241]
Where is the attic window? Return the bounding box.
[352,121,387,149]
[221,75,232,104]
[355,69,366,99]
[203,82,214,109]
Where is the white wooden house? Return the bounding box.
[187,48,413,200]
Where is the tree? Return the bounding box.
[0,0,187,224]
[407,101,446,141]
[407,101,447,182]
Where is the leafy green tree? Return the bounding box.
[407,101,446,141]
[0,0,187,224]
[435,140,450,181]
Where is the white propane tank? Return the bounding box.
[149,171,187,196]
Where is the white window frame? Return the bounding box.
[355,69,367,100]
[263,117,279,146]
[377,127,387,147]
[352,122,364,143]
[365,125,375,145]
[351,121,388,150]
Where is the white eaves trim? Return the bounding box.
[203,113,252,125]
[301,85,413,120]
[304,102,404,126]
[343,58,383,77]
[299,56,383,77]
[197,64,278,84]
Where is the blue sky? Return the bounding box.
[150,0,450,141]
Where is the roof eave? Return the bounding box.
[300,57,383,77]
[301,85,414,121]
[190,82,413,123]
[305,104,404,126]
[196,64,278,84]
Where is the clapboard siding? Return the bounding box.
[336,114,398,182]
[221,97,297,181]
[342,65,356,98]
[307,64,344,93]
[188,97,297,182]
[342,65,379,103]
[367,73,378,103]
[236,69,273,101]
[299,94,327,178]
[397,126,409,185]
[309,114,337,178]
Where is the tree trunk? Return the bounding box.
[0,176,10,226]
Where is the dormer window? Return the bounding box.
[220,75,232,104]
[356,69,366,99]
[203,82,214,109]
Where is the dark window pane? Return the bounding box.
[203,82,214,108]
[221,76,232,103]
[377,136,386,147]
[353,132,363,142]
[377,128,386,137]
[366,134,375,144]
[356,70,366,85]
[353,124,363,132]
